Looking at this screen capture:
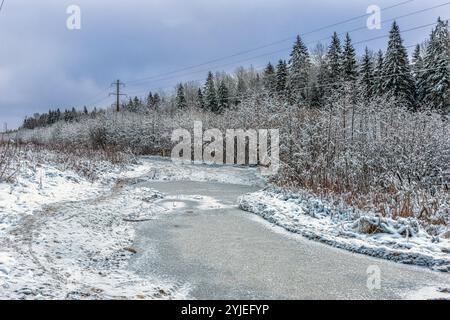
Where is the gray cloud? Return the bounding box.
[0,0,445,128]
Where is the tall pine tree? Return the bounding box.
[204,71,218,111]
[176,84,187,110]
[381,21,415,108]
[372,50,384,96]
[196,88,205,109]
[325,32,343,97]
[263,62,277,96]
[288,35,310,103]
[418,18,450,113]
[359,47,374,102]
[216,80,230,113]
[275,59,288,97]
[342,33,358,82]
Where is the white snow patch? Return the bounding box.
[239,188,450,272]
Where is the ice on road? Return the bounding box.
[129,180,450,300]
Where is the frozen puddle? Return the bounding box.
[129,180,450,300]
[155,195,228,212]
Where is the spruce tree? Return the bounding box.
[288,35,310,103]
[216,80,230,113]
[309,82,322,108]
[133,96,141,112]
[263,62,277,95]
[412,44,424,105]
[381,21,415,108]
[342,33,358,82]
[152,93,161,110]
[176,84,187,110]
[146,91,154,109]
[359,47,374,102]
[236,76,247,105]
[275,59,288,97]
[325,32,343,98]
[419,18,450,113]
[412,44,424,77]
[197,88,205,109]
[204,71,218,111]
[372,50,384,96]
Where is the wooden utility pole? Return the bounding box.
[109,80,126,112]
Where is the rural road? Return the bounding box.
[129,179,450,300]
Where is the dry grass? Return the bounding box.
[0,139,20,182]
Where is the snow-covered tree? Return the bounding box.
[326,32,343,83]
[263,62,277,95]
[288,35,310,103]
[381,21,415,108]
[204,71,218,111]
[372,50,384,96]
[196,88,205,109]
[342,33,358,82]
[359,47,374,101]
[418,18,450,113]
[146,91,154,109]
[176,84,187,110]
[276,59,288,97]
[216,80,230,113]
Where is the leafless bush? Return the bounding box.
[0,139,20,182]
[12,95,450,228]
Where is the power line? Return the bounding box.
[109,80,127,112]
[78,1,443,110]
[124,18,444,99]
[125,0,416,85]
[123,3,448,92]
[77,0,419,109]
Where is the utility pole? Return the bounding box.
[109,80,126,112]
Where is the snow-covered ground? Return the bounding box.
[239,188,450,272]
[1,152,449,299]
[0,154,263,299]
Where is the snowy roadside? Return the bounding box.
[239,188,450,272]
[0,153,264,299]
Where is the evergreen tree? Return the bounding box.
[309,82,322,108]
[288,35,310,103]
[263,62,276,95]
[133,96,141,111]
[326,32,343,85]
[71,107,77,121]
[412,44,424,77]
[359,47,374,102]
[204,71,218,111]
[216,80,230,113]
[176,84,187,110]
[236,76,247,105]
[372,50,384,96]
[146,91,154,109]
[342,33,358,82]
[275,59,288,97]
[412,44,424,105]
[381,21,415,108]
[152,93,161,110]
[83,106,89,115]
[196,88,205,109]
[418,18,450,112]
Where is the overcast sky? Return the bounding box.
[0,0,448,129]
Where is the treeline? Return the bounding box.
[23,19,449,129]
[22,106,103,130]
[149,19,448,114]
